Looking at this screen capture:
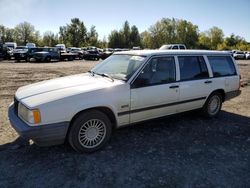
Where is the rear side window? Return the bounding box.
[207,56,236,77]
[178,56,209,81]
[179,45,185,49]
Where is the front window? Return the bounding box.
[91,54,146,81]
[132,56,176,88]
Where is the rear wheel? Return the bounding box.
[68,110,112,153]
[202,92,222,117]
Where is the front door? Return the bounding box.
[130,56,179,123]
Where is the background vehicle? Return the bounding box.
[26,43,36,48]
[101,48,114,59]
[233,51,245,60]
[132,46,141,50]
[4,42,17,50]
[33,47,60,62]
[13,46,29,62]
[159,44,186,50]
[14,47,42,62]
[0,43,11,60]
[245,52,250,59]
[55,44,67,53]
[85,46,100,60]
[68,47,85,59]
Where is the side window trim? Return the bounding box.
[203,55,213,78]
[174,56,180,81]
[130,55,177,89]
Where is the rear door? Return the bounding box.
[177,56,211,112]
[130,56,179,123]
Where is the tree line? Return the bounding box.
[0,17,249,51]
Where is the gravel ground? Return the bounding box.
[0,59,249,188]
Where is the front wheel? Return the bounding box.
[202,92,222,117]
[68,110,112,153]
[45,56,51,62]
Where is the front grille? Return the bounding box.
[14,97,19,115]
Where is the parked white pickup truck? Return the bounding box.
[9,50,241,152]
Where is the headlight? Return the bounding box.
[18,103,41,124]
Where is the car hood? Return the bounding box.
[15,73,123,104]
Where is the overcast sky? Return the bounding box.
[0,0,249,41]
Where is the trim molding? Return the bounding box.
[118,96,206,116]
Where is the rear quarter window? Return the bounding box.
[207,56,237,77]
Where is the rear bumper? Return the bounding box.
[8,104,69,146]
[225,90,241,101]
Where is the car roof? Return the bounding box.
[114,49,232,57]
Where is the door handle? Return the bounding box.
[169,85,179,89]
[204,80,212,84]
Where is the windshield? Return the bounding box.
[91,54,146,81]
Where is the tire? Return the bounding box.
[45,56,51,62]
[68,110,112,153]
[68,56,73,61]
[202,92,222,118]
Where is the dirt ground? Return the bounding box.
[0,59,249,187]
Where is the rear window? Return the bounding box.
[207,56,236,77]
[178,56,209,81]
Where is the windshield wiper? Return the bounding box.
[88,70,114,82]
[96,73,114,82]
[88,70,95,76]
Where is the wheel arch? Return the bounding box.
[66,106,117,137]
[207,89,225,102]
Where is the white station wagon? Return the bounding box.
[8,50,241,152]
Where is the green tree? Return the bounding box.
[198,32,211,49]
[198,27,224,50]
[0,25,6,42]
[108,30,124,48]
[99,36,108,48]
[145,18,199,49]
[122,21,130,48]
[176,19,199,48]
[141,31,153,49]
[42,31,59,47]
[59,26,68,45]
[130,25,141,48]
[14,22,36,45]
[87,25,98,46]
[208,26,224,50]
[59,18,87,47]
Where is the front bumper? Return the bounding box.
[8,104,70,146]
